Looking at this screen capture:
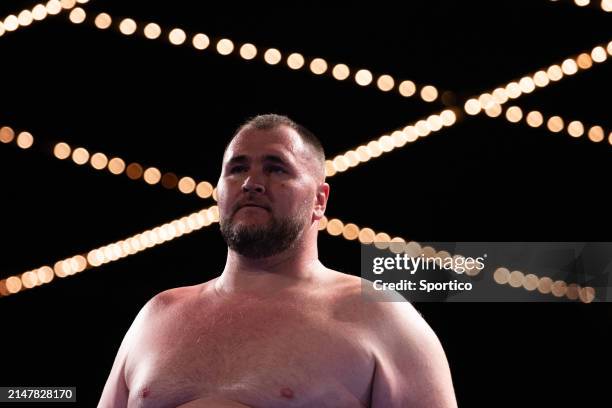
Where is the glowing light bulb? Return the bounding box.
[94,13,111,29]
[310,58,328,75]
[169,28,187,45]
[332,64,350,80]
[144,23,161,39]
[287,53,305,69]
[216,38,234,55]
[119,18,137,35]
[193,33,210,50]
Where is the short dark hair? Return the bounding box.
[225,114,326,176]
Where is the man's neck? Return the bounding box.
[216,238,323,296]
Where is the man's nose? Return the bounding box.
[241,176,265,194]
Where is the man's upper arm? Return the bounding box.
[369,302,458,408]
[97,339,129,408]
[98,297,157,408]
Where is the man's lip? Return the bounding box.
[238,204,270,211]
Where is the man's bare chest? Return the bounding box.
[126,296,373,407]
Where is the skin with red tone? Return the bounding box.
[98,125,458,408]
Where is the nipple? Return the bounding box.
[280,387,294,399]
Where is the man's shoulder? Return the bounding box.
[143,280,217,316]
[329,275,446,360]
[323,268,409,303]
[323,269,426,332]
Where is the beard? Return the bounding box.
[220,210,307,259]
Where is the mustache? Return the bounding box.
[232,199,271,215]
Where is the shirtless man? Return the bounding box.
[98,114,458,407]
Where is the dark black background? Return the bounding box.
[1,0,611,406]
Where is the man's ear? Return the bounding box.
[313,182,330,220]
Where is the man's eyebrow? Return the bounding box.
[226,154,292,165]
[226,155,248,165]
[262,154,291,165]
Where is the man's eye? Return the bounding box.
[267,166,286,174]
[230,166,246,174]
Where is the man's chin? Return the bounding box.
[230,221,272,236]
[232,209,270,222]
[221,215,306,259]
[232,218,270,229]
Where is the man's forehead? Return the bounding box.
[224,126,306,162]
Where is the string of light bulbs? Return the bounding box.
[3,118,593,300]
[0,126,216,200]
[550,0,612,12]
[1,5,604,302]
[0,209,594,303]
[326,38,612,176]
[463,41,611,116]
[0,36,606,300]
[0,0,87,38]
[2,112,458,197]
[324,108,458,177]
[496,106,611,145]
[317,216,596,303]
[63,8,612,176]
[66,9,443,104]
[0,205,219,297]
[68,8,611,149]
